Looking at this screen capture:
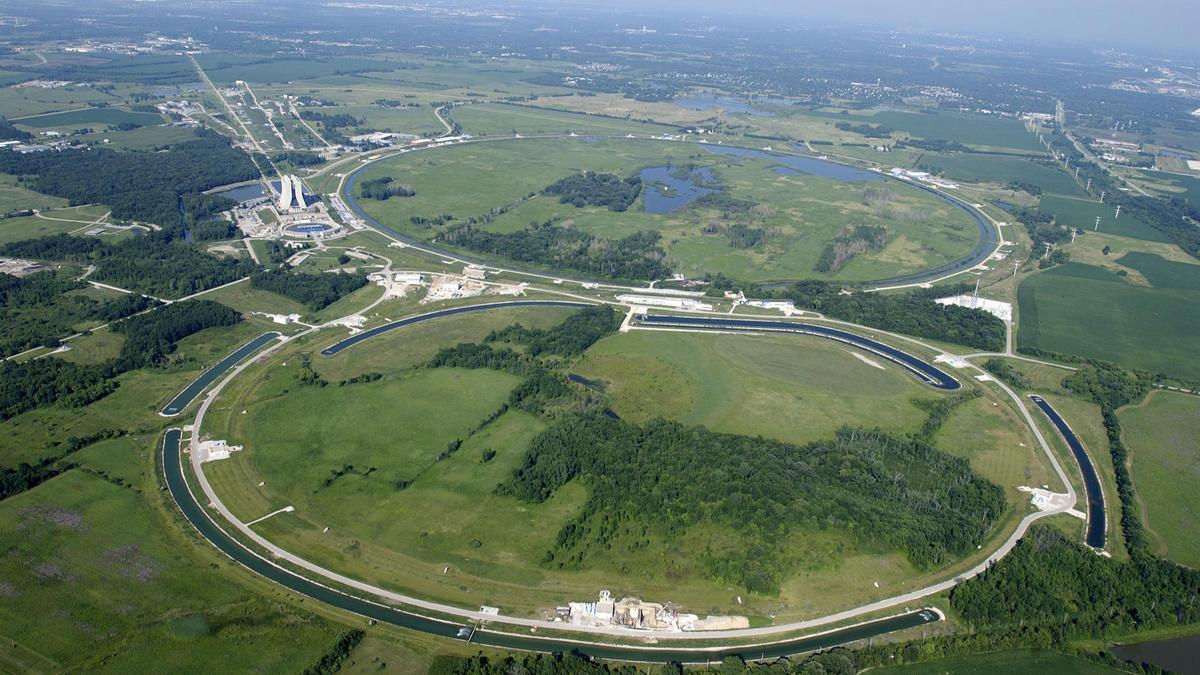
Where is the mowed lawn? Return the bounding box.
[1017,258,1200,379]
[1120,391,1200,568]
[1039,193,1170,243]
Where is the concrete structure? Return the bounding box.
[197,439,242,463]
[278,176,294,211]
[463,265,487,280]
[615,294,714,312]
[291,175,307,209]
[394,272,426,285]
[935,294,1013,322]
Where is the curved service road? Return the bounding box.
[160,427,940,662]
[337,135,1002,291]
[163,298,1107,661]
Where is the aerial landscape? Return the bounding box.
[1,0,1199,672]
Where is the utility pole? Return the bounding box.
[1099,190,1106,204]
[1013,260,1020,277]
[1095,216,1101,231]
[1114,204,1121,220]
[1075,167,1080,179]
[1086,177,1092,192]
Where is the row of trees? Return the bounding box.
[0,299,241,419]
[249,269,367,311]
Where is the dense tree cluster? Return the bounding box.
[982,358,1032,389]
[543,172,642,211]
[303,630,365,675]
[0,118,31,141]
[725,223,767,250]
[298,111,362,129]
[0,299,241,419]
[1062,362,1154,409]
[0,131,259,233]
[485,305,619,356]
[441,222,671,281]
[500,414,1004,593]
[0,270,159,357]
[835,121,893,138]
[109,299,241,372]
[249,268,367,311]
[1,233,256,298]
[273,151,324,167]
[814,224,888,273]
[358,175,415,200]
[782,281,1006,351]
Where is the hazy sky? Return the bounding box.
[590,0,1199,54]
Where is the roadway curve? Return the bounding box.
[169,300,1094,656]
[336,135,1003,291]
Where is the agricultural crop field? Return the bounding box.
[1119,392,1200,568]
[914,152,1086,195]
[1016,256,1200,379]
[1038,194,1169,243]
[449,102,677,136]
[810,109,1046,153]
[352,137,979,282]
[14,106,164,129]
[881,648,1125,674]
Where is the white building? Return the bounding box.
[394,272,426,285]
[615,294,713,312]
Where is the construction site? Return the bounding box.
[554,590,749,632]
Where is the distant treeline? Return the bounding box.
[544,172,642,212]
[0,131,259,234]
[1,233,255,299]
[249,269,367,311]
[0,299,241,420]
[299,111,362,129]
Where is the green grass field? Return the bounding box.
[0,173,68,213]
[1039,194,1170,243]
[877,648,1123,674]
[868,110,1046,153]
[574,329,935,444]
[448,102,676,136]
[1017,260,1200,379]
[16,106,165,129]
[200,307,1027,622]
[0,470,343,672]
[355,137,977,282]
[914,153,1085,196]
[1119,391,1200,568]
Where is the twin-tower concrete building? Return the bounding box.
[277,175,308,211]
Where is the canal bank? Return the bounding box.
[161,428,942,662]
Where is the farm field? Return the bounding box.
[808,109,1046,153]
[1119,391,1200,568]
[15,106,164,129]
[353,137,979,282]
[1140,169,1200,206]
[914,152,1086,196]
[448,102,676,136]
[204,306,1019,622]
[1038,194,1169,243]
[1016,259,1200,379]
